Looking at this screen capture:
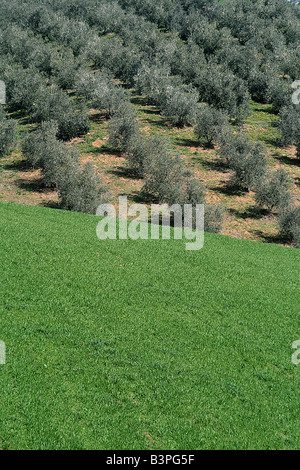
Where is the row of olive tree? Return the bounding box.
[101,82,225,233]
[57,0,298,116]
[0,61,90,141]
[279,105,300,158]
[22,121,107,213]
[1,0,299,117]
[194,103,299,246]
[0,106,18,157]
[1,0,249,122]
[134,63,199,127]
[0,25,85,90]
[0,0,298,238]
[276,104,300,246]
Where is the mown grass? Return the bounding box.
[0,201,299,450]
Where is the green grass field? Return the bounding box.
[0,201,299,450]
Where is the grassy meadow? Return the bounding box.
[0,201,299,449]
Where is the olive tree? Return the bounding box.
[160,84,198,127]
[0,118,17,156]
[108,103,140,152]
[194,105,229,147]
[220,133,267,191]
[57,161,108,214]
[279,205,300,248]
[255,168,291,211]
[30,86,90,140]
[279,106,300,157]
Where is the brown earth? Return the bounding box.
[1,100,299,247]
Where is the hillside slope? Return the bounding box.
[0,202,299,449]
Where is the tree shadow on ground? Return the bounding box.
[275,154,299,167]
[140,108,162,116]
[44,200,60,210]
[252,104,275,115]
[251,229,288,246]
[129,190,156,205]
[131,96,155,107]
[6,107,33,126]
[3,159,31,171]
[263,137,281,147]
[175,137,202,148]
[200,158,228,172]
[90,112,107,124]
[109,166,141,180]
[216,182,246,197]
[235,205,270,220]
[91,145,122,157]
[15,177,49,193]
[126,192,147,204]
[144,116,171,129]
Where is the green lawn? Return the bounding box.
[0,202,299,450]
